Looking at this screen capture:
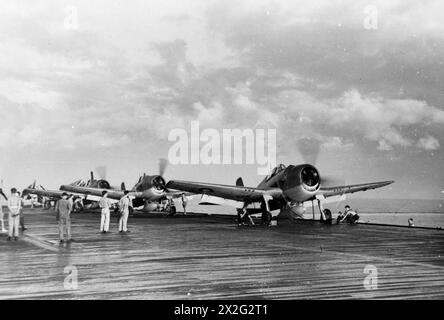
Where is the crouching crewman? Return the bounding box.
[338,205,360,224]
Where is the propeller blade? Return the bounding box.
[32,180,36,189]
[297,137,321,165]
[121,182,126,191]
[320,175,346,187]
[95,166,107,180]
[159,158,168,176]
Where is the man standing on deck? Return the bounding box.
[181,194,188,215]
[99,190,111,233]
[56,192,73,243]
[0,188,7,232]
[118,191,131,233]
[17,191,27,231]
[7,188,21,241]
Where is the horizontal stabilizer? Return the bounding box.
[236,177,244,187]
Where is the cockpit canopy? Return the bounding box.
[70,180,86,187]
[265,164,287,180]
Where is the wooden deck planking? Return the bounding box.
[0,208,443,299]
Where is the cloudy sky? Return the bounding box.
[0,0,443,199]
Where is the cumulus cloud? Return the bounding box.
[417,135,440,151]
[0,0,443,198]
[1,0,443,156]
[266,88,444,152]
[206,0,444,106]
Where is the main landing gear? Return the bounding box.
[165,199,176,216]
[260,201,272,226]
[237,195,274,227]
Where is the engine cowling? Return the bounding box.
[96,180,111,189]
[134,175,167,201]
[134,175,166,192]
[87,179,111,189]
[279,164,321,202]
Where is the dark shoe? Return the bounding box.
[60,240,64,244]
[14,237,18,241]
[7,236,11,241]
[119,230,123,233]
[22,228,27,231]
[101,231,106,234]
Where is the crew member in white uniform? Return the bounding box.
[99,191,111,233]
[0,188,7,232]
[181,194,188,215]
[7,188,22,241]
[118,191,131,233]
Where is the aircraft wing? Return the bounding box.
[23,188,66,199]
[318,180,394,198]
[23,187,120,204]
[166,180,283,202]
[60,185,125,201]
[165,190,194,200]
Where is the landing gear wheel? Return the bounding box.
[44,201,51,210]
[167,205,176,216]
[261,211,272,226]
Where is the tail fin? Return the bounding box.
[236,177,244,187]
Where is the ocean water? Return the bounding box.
[4,197,444,228]
[350,213,444,228]
[185,198,444,228]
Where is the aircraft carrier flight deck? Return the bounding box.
[1,208,443,300]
